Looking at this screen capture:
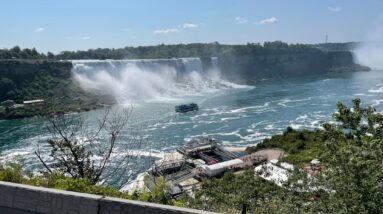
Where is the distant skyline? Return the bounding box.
[1,0,382,53]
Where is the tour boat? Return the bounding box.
[175,103,199,113]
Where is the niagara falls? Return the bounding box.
[1,1,383,213]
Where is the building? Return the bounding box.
[149,137,267,196]
[201,159,244,177]
[23,99,44,105]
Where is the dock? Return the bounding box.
[148,137,267,196]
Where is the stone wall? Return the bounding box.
[0,181,216,214]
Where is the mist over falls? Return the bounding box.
[71,57,240,103]
[354,16,383,70]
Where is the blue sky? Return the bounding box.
[1,0,382,53]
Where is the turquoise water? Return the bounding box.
[1,70,383,184]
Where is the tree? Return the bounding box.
[138,176,175,205]
[191,99,383,213]
[35,107,146,187]
[287,98,383,213]
[47,52,55,59]
[0,78,14,92]
[189,169,296,213]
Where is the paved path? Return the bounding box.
[253,149,285,161]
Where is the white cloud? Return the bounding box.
[153,28,179,35]
[235,17,248,24]
[182,23,199,29]
[328,7,342,12]
[256,17,278,25]
[34,27,45,32]
[82,36,91,40]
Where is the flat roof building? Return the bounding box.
[23,99,44,104]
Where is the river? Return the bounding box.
[1,59,382,186]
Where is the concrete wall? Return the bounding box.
[0,181,216,214]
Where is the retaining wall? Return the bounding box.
[0,181,216,214]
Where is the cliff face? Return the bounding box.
[218,51,369,83]
[0,60,101,119]
[0,60,72,102]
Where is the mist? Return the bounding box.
[354,16,383,70]
[71,58,244,103]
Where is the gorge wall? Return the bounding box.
[218,50,369,83]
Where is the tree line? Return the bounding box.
[0,41,343,60]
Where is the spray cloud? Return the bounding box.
[72,58,242,103]
[354,15,383,70]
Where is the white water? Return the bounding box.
[3,69,383,190]
[354,15,383,70]
[72,58,248,103]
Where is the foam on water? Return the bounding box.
[3,68,383,190]
[71,58,252,103]
[369,87,383,93]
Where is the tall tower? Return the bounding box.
[325,34,328,43]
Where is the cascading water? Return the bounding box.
[71,57,239,103]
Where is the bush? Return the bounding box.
[246,128,325,164]
[0,163,24,183]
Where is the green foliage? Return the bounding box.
[185,169,305,213]
[247,127,325,164]
[26,172,66,188]
[0,163,24,183]
[0,60,71,102]
[311,42,359,52]
[0,77,14,92]
[0,164,122,197]
[308,98,383,213]
[0,163,176,206]
[139,176,175,205]
[53,42,321,60]
[0,46,46,59]
[0,60,102,119]
[54,178,91,192]
[54,178,121,197]
[332,98,383,140]
[195,99,383,213]
[0,42,357,61]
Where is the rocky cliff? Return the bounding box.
[218,50,369,83]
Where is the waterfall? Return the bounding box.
[71,57,237,103]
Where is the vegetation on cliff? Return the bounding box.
[0,42,322,60]
[246,127,325,165]
[0,60,103,119]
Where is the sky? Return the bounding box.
[0,0,382,53]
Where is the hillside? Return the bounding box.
[0,60,105,119]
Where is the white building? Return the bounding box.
[23,99,44,105]
[202,159,244,177]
